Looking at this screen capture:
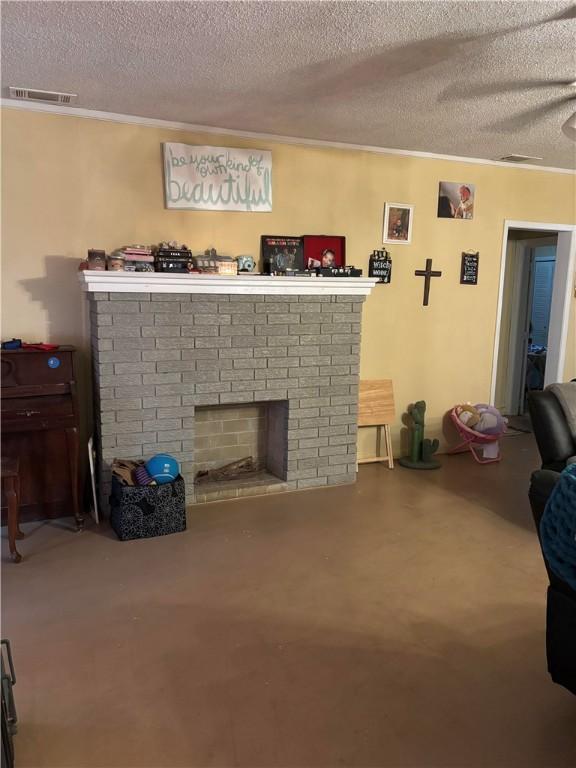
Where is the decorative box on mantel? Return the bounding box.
[80,272,377,511]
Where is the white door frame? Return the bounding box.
[504,237,557,415]
[490,220,576,406]
[504,239,536,415]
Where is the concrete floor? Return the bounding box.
[2,434,575,768]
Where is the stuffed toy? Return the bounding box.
[453,402,507,461]
[454,403,507,436]
[473,404,507,435]
[455,403,481,429]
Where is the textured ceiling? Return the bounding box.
[2,1,576,169]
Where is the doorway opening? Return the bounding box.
[495,231,557,416]
[492,221,576,423]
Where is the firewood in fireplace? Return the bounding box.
[195,456,257,484]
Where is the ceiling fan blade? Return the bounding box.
[439,79,575,103]
[547,5,576,22]
[487,95,576,133]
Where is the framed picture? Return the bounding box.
[437,182,475,219]
[383,203,413,245]
[261,236,304,274]
[302,235,346,270]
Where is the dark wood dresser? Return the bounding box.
[1,347,83,528]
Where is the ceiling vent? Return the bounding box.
[8,86,77,105]
[498,153,543,163]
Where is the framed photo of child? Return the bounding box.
[302,235,346,270]
[383,203,413,245]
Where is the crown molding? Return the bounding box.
[2,98,575,176]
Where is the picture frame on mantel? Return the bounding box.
[383,203,413,245]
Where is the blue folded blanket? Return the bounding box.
[540,464,576,590]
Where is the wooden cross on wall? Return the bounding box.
[415,258,442,306]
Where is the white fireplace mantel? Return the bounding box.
[79,271,378,296]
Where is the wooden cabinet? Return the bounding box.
[1,347,83,527]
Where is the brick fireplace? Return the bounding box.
[82,273,376,510]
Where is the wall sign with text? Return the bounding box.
[460,251,479,284]
[162,143,272,212]
[369,249,392,283]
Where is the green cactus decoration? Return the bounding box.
[409,401,426,463]
[410,401,426,426]
[422,438,440,463]
[399,400,441,470]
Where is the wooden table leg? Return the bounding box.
[385,424,395,469]
[5,477,22,563]
[65,427,84,531]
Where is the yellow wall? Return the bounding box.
[2,107,575,457]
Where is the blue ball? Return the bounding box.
[145,453,180,484]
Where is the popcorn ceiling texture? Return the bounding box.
[2,1,575,169]
[89,292,364,510]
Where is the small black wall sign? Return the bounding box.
[460,251,479,285]
[369,249,392,284]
